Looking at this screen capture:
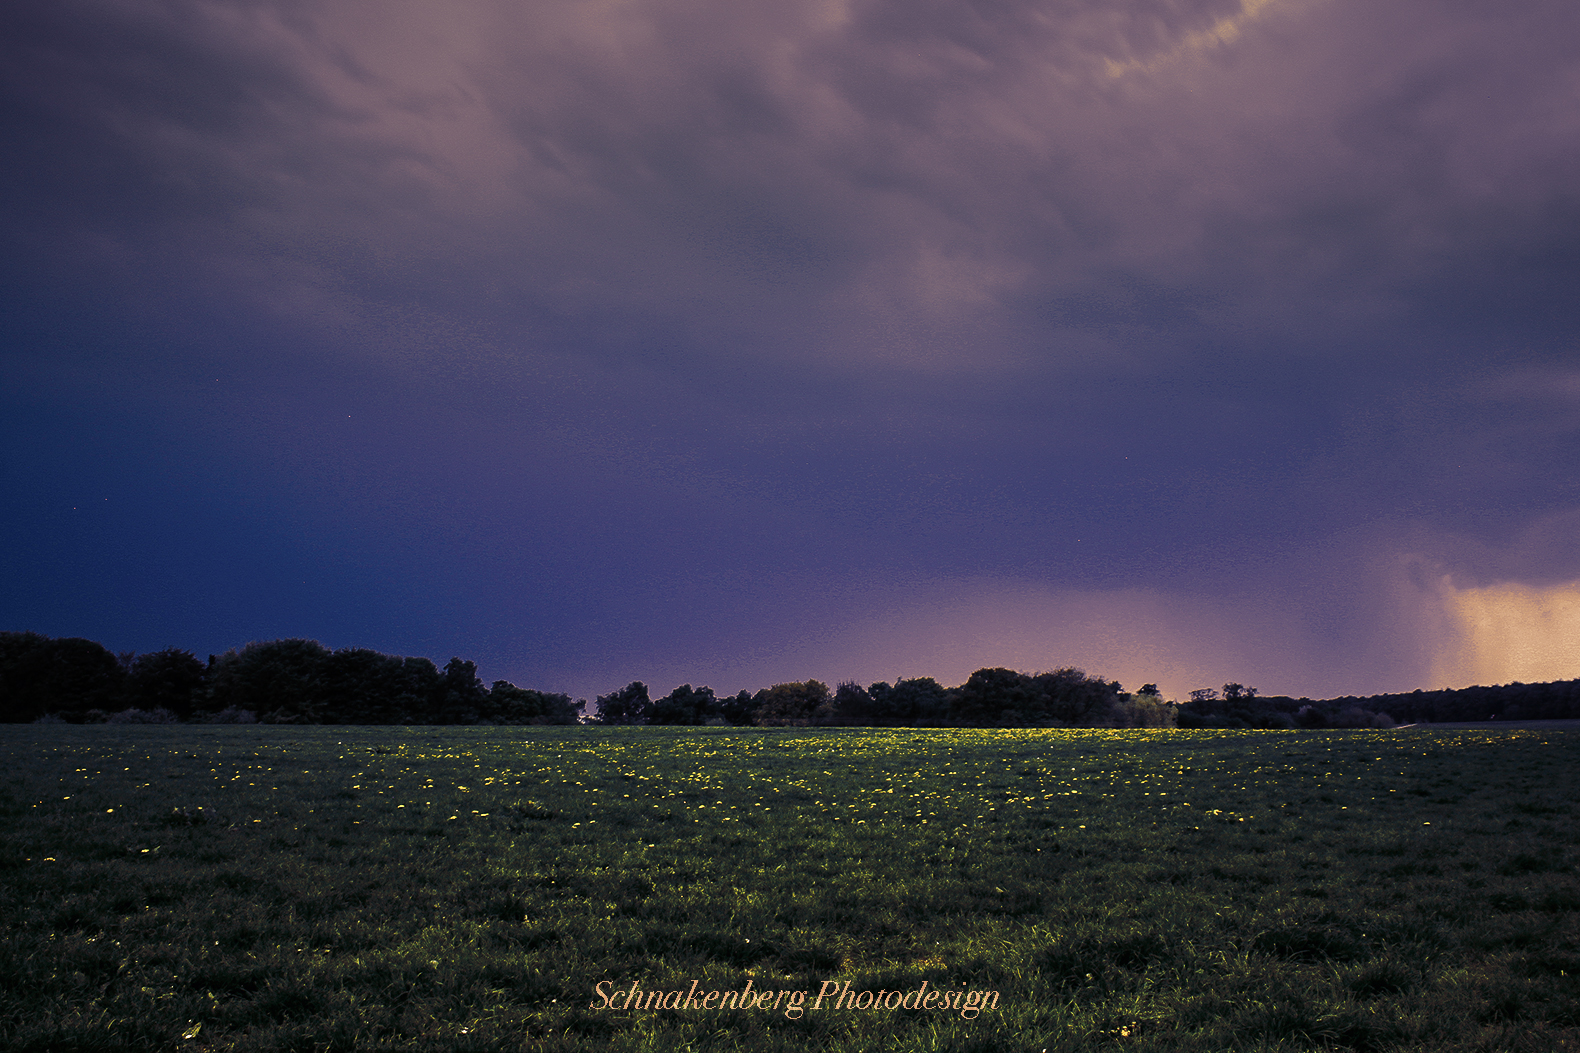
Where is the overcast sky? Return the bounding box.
[4,0,1578,703]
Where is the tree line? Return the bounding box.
[1174,680,1580,728]
[0,632,1169,728]
[0,633,580,726]
[6,630,1576,729]
[593,668,1171,728]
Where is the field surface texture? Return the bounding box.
[2,726,1577,1052]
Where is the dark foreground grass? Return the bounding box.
[1,725,1577,1052]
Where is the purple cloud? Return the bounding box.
[4,0,1579,698]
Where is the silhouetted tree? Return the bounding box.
[954,668,1031,725]
[397,657,442,723]
[892,677,951,724]
[1031,668,1121,725]
[437,658,487,724]
[752,681,831,726]
[0,633,126,721]
[319,648,407,724]
[720,689,757,726]
[596,681,651,725]
[831,681,873,725]
[648,684,722,725]
[863,678,948,724]
[486,681,582,724]
[1,632,124,721]
[206,639,331,723]
[0,632,45,722]
[125,648,206,720]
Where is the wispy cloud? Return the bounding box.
[1103,0,1293,78]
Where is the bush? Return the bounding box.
[32,713,67,724]
[1333,707,1382,729]
[1105,695,1178,728]
[1296,705,1329,728]
[204,707,258,724]
[107,707,178,724]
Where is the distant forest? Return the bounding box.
[1174,680,1580,728]
[3,631,1578,728]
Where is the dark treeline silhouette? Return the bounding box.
[591,669,1167,728]
[1176,679,1580,728]
[8,630,1578,729]
[0,632,1160,728]
[0,633,581,726]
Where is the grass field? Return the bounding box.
[2,725,1577,1052]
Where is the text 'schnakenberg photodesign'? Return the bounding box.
[590,978,1000,1019]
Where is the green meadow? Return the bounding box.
[2,725,1577,1052]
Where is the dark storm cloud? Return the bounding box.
[3,0,1578,699]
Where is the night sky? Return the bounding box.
[4,0,1578,704]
